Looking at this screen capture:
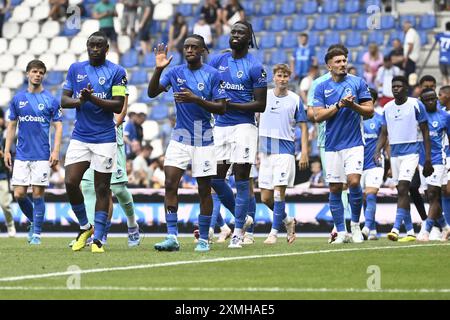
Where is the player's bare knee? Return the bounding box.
[13,189,26,200]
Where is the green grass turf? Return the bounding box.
[0,236,449,300]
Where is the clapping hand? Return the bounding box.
[80,83,93,102]
[339,95,355,108]
[174,88,198,103]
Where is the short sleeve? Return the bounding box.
[111,66,128,97]
[299,77,310,92]
[8,96,17,121]
[295,95,307,123]
[357,77,372,101]
[416,100,428,123]
[312,82,325,107]
[207,54,220,68]
[381,111,386,126]
[250,63,267,89]
[63,64,75,92]
[51,98,63,122]
[446,112,450,136]
[160,68,173,90]
[211,71,227,101]
[307,78,319,106]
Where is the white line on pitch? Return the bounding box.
[0,286,449,294]
[0,243,448,283]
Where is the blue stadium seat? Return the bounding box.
[259,33,277,49]
[270,50,287,65]
[44,71,64,87]
[388,30,405,44]
[281,33,298,49]
[177,4,192,16]
[323,0,339,14]
[291,17,308,31]
[161,88,174,104]
[335,15,352,31]
[301,0,317,14]
[259,0,276,16]
[316,47,328,65]
[324,33,341,48]
[130,70,148,85]
[419,31,429,45]
[270,18,285,32]
[419,14,436,30]
[345,31,363,48]
[380,15,396,30]
[142,53,156,68]
[279,1,296,15]
[150,104,169,121]
[62,123,72,138]
[355,15,369,30]
[241,1,254,16]
[139,90,153,104]
[167,51,182,65]
[215,35,229,50]
[254,50,267,64]
[121,49,139,68]
[251,17,265,33]
[344,0,360,13]
[61,23,79,36]
[313,15,330,31]
[265,68,273,82]
[308,31,321,47]
[355,50,365,64]
[367,30,385,46]
[400,15,417,28]
[363,0,381,11]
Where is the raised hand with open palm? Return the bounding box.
[154,43,173,69]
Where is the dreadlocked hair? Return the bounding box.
[234,20,259,49]
[186,34,210,53]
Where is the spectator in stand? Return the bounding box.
[47,0,68,22]
[49,163,65,188]
[375,56,401,107]
[389,38,404,71]
[299,65,319,104]
[200,0,223,37]
[151,155,165,189]
[126,159,142,188]
[168,13,188,55]
[403,20,421,81]
[93,0,119,53]
[132,143,153,187]
[222,0,245,35]
[124,104,146,157]
[193,14,212,47]
[181,165,198,189]
[309,161,325,188]
[137,0,154,56]
[290,33,317,83]
[363,43,384,88]
[348,66,358,76]
[120,0,139,42]
[435,22,450,86]
[0,0,8,38]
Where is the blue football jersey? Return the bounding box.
[208,51,267,127]
[63,60,127,144]
[418,108,450,166]
[160,63,227,146]
[9,90,62,161]
[435,32,450,65]
[313,74,372,152]
[363,113,384,170]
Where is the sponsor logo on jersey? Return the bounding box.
[218,65,229,72]
[19,101,29,108]
[222,82,245,91]
[77,74,88,82]
[364,133,378,139]
[177,77,187,86]
[324,89,334,97]
[18,115,45,123]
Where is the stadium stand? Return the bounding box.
[0,0,446,165]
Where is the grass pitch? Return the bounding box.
[0,235,449,300]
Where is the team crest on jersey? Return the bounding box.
[237,70,244,78]
[345,88,353,96]
[432,121,439,128]
[370,123,376,130]
[98,77,106,85]
[38,103,45,111]
[198,83,205,91]
[106,158,113,169]
[41,173,48,183]
[116,168,123,178]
